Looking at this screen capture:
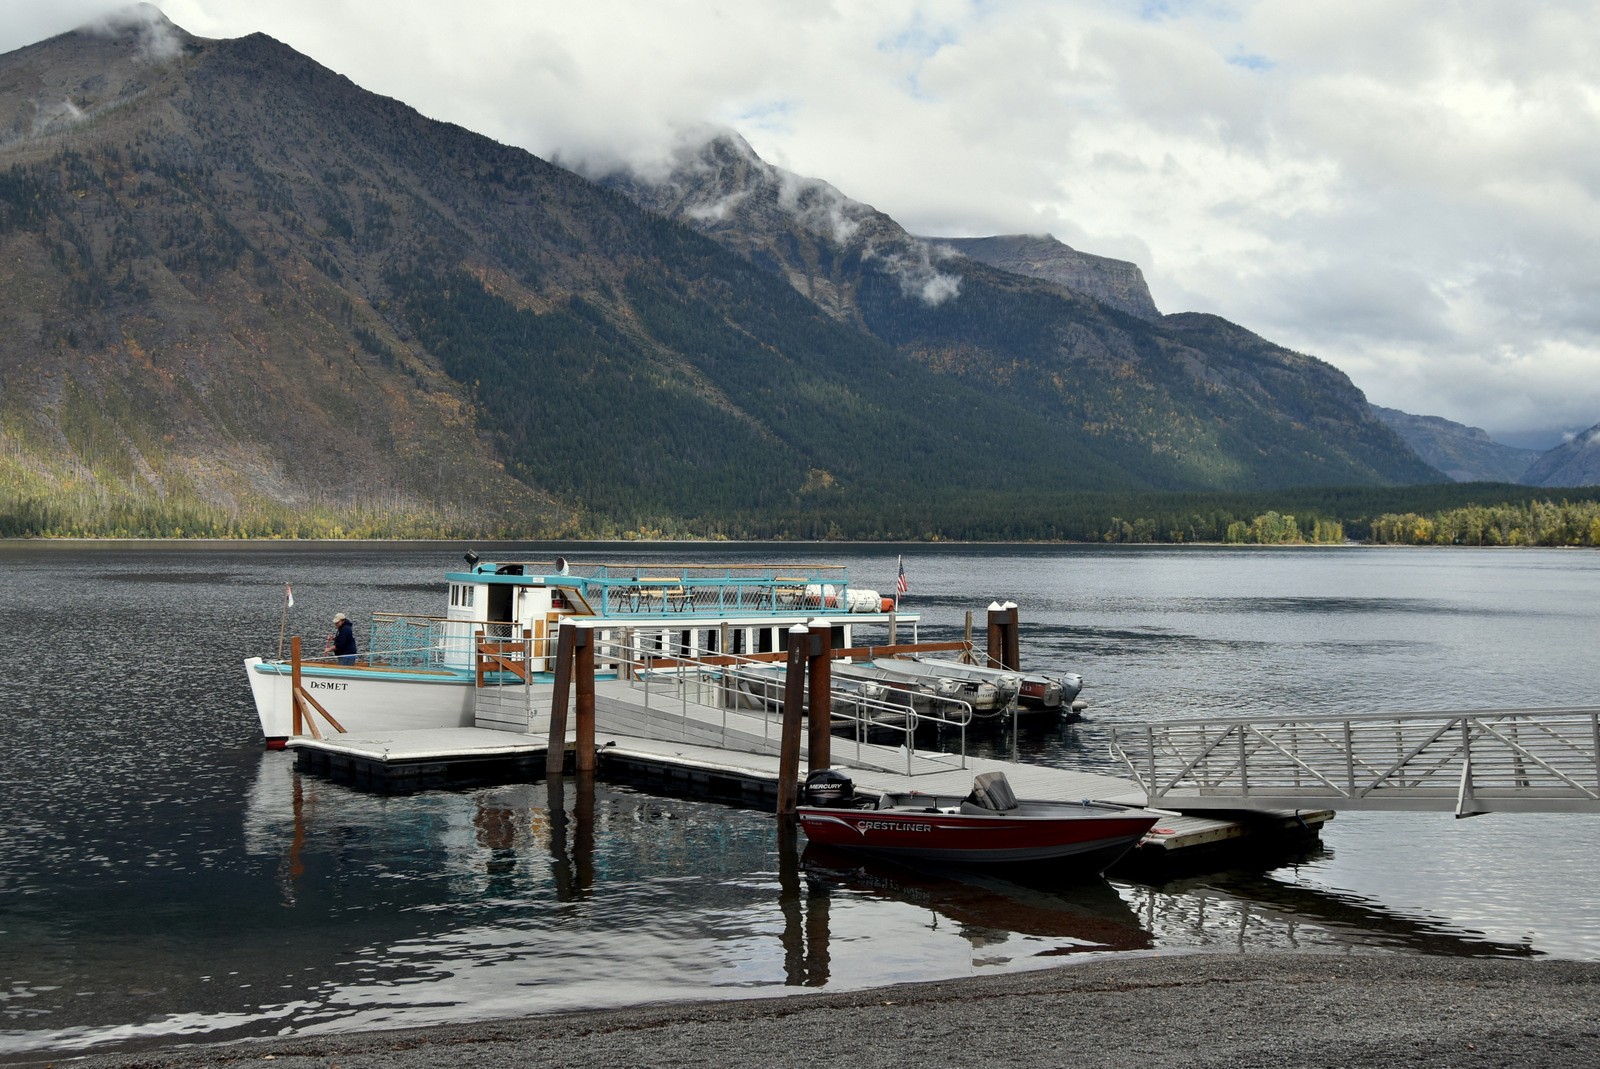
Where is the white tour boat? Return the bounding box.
[244,556,914,746]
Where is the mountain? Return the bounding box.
[599,132,1440,493]
[1520,422,1600,487]
[0,9,556,531]
[927,234,1161,320]
[1368,405,1540,483]
[0,12,1439,539]
[0,11,1125,535]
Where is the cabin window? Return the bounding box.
[758,628,774,654]
[731,629,746,656]
[450,584,458,607]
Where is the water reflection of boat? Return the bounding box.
[799,844,1152,955]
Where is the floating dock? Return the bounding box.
[289,675,1331,868]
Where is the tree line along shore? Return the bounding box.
[4,483,1600,545]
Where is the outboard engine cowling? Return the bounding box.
[804,768,855,808]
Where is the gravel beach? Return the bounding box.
[50,953,1600,1069]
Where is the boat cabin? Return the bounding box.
[407,559,914,674]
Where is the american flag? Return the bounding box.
[896,556,907,595]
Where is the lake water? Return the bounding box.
[3,541,1598,1058]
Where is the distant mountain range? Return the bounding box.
[1367,406,1542,484]
[1366,406,1600,487]
[9,9,1588,538]
[1522,422,1600,487]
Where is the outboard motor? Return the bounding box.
[804,768,855,808]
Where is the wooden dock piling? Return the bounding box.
[987,603,1021,670]
[574,622,596,773]
[1005,602,1021,670]
[291,636,304,737]
[777,625,808,814]
[987,604,1005,669]
[807,618,831,771]
[545,622,576,778]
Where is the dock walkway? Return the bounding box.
[1110,706,1600,816]
[290,675,1330,862]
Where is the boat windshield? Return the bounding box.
[968,771,1019,811]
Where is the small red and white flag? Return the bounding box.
[896,556,907,595]
[285,584,295,608]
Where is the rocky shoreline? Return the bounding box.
[53,953,1600,1069]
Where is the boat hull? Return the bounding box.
[246,657,481,745]
[796,803,1157,870]
[1016,678,1063,710]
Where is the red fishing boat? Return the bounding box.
[796,771,1158,873]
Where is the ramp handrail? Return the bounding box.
[597,631,972,776]
[1109,707,1600,815]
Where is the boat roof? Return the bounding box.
[442,559,918,623]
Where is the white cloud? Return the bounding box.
[2,0,1598,442]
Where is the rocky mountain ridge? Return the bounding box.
[600,132,1440,492]
[926,234,1161,320]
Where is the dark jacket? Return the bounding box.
[333,619,356,657]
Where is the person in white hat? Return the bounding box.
[331,612,357,666]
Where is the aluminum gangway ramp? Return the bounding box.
[1110,706,1600,816]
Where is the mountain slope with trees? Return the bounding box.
[600,133,1441,494]
[1,11,1440,539]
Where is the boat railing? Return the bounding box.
[461,562,860,619]
[596,631,970,776]
[576,573,856,619]
[479,561,849,584]
[367,614,529,669]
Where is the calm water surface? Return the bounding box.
[2,541,1597,1058]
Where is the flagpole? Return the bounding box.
[278,584,290,661]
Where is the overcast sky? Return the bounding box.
[6,0,1598,446]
